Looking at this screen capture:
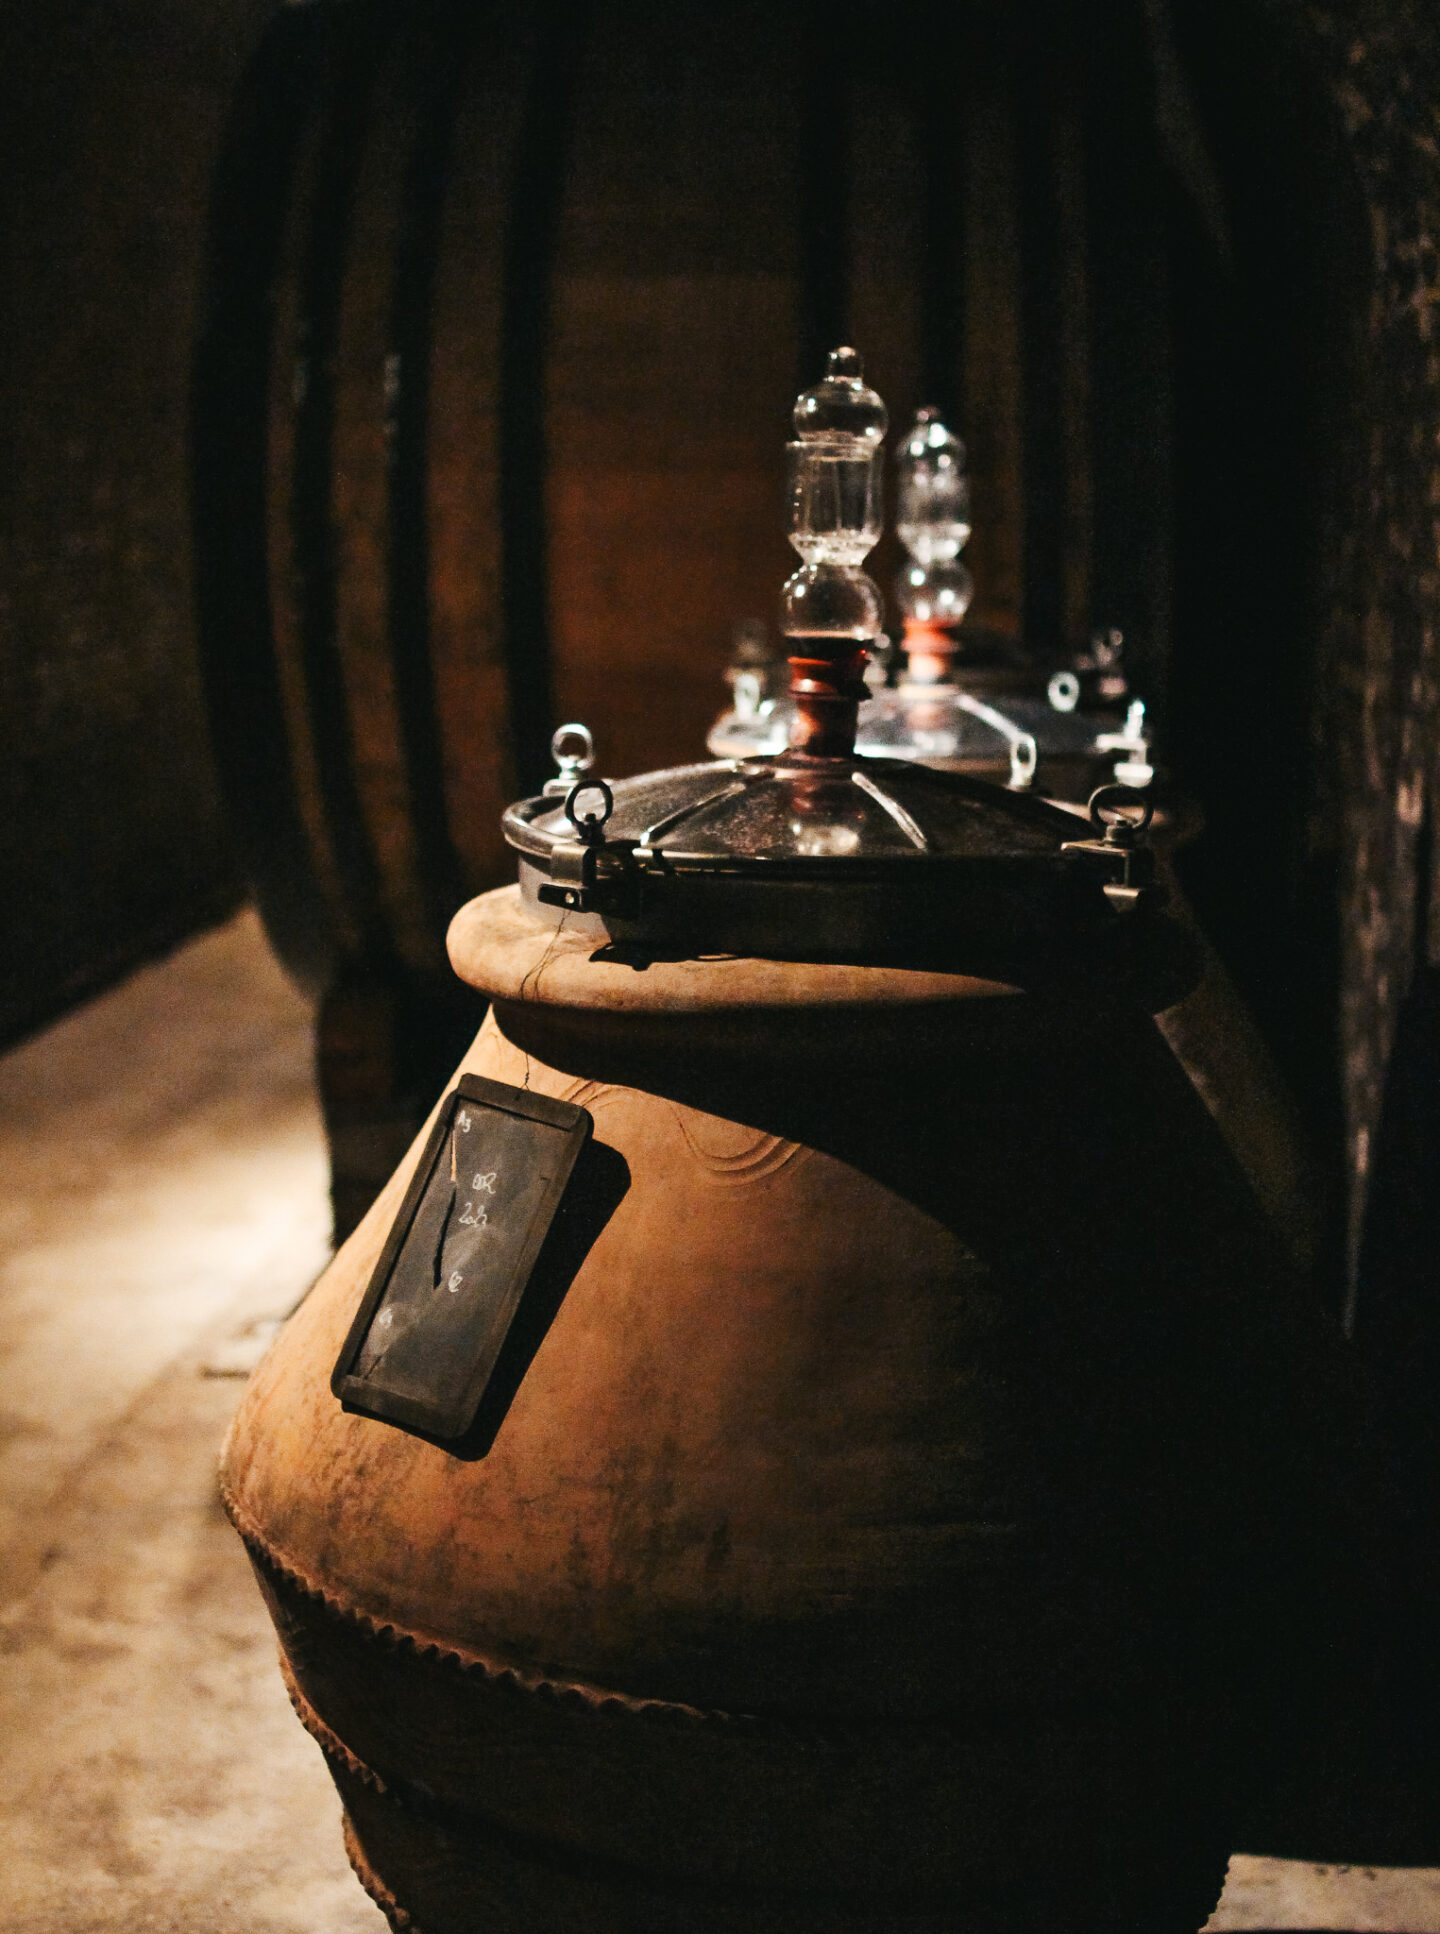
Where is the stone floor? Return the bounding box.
[0,910,383,1933]
[0,905,1436,1932]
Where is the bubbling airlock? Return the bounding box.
[894,406,973,685]
[780,348,887,756]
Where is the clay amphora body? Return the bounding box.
[223,887,1355,1933]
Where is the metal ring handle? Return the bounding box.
[564,777,614,840]
[1008,733,1038,790]
[551,721,595,773]
[1047,669,1081,713]
[1087,783,1155,837]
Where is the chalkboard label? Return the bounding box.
[331,1074,593,1442]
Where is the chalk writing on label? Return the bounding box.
[472,1171,497,1194]
[457,1110,472,1133]
[458,1201,489,1230]
[448,1270,464,1293]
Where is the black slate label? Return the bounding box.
[331,1073,592,1442]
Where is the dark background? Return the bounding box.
[0,0,1424,1324]
[0,1,277,1042]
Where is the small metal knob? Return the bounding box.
[543,722,596,797]
[1047,669,1081,712]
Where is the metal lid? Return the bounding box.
[709,681,1113,786]
[509,753,1071,866]
[502,744,1185,990]
[499,352,1187,993]
[707,623,1150,800]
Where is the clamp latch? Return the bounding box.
[1061,784,1162,914]
[536,779,642,917]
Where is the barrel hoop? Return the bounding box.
[381,7,479,943]
[496,4,590,795]
[190,1,342,991]
[223,1477,1209,1752]
[288,1,403,969]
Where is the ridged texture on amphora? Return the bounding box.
[222,888,1362,1933]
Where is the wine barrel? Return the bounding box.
[191,0,1177,975]
[190,0,1346,1264]
[190,0,1186,1233]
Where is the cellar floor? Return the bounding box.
[0,905,1435,1933]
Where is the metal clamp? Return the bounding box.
[1060,785,1161,914]
[538,778,639,917]
[1086,784,1154,842]
[1095,700,1154,789]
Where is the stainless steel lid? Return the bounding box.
[502,745,1185,990]
[707,628,1152,800]
[499,352,1187,994]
